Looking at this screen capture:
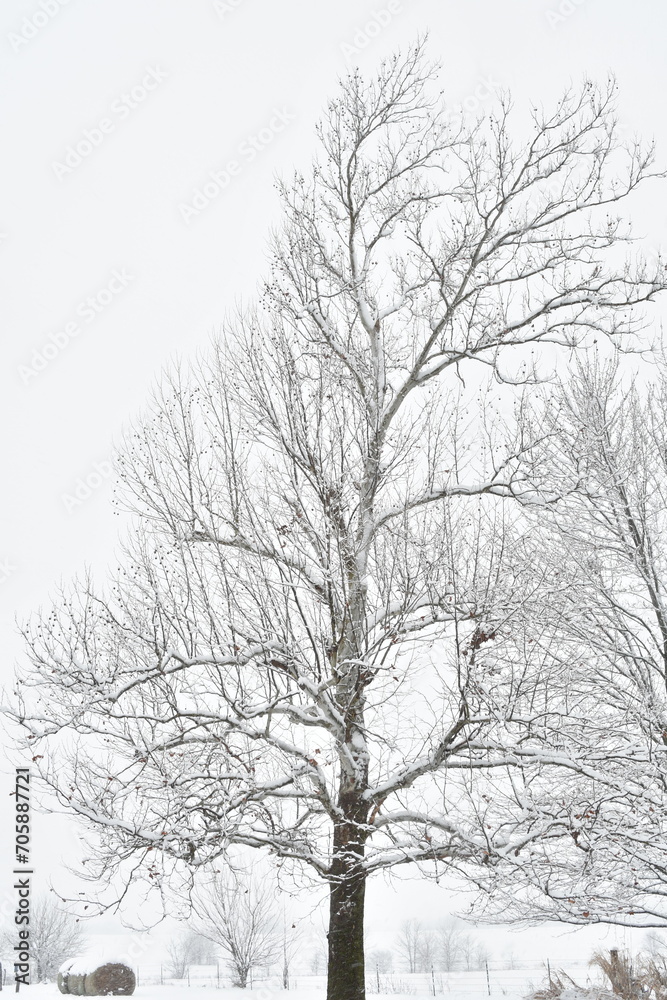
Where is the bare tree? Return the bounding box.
[645,933,666,959]
[366,949,393,974]
[459,934,474,972]
[0,896,85,983]
[467,358,667,928]
[306,923,328,976]
[165,936,191,980]
[419,929,438,973]
[460,933,489,971]
[188,930,218,966]
[474,942,491,971]
[165,929,216,979]
[310,947,326,976]
[10,41,667,1000]
[396,920,422,974]
[280,909,302,989]
[439,919,463,972]
[191,872,280,988]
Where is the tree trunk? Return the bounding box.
[327,589,369,1000]
[327,815,367,1000]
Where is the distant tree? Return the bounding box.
[191,872,280,988]
[165,936,191,979]
[305,924,328,976]
[165,929,215,978]
[301,923,327,978]
[419,930,438,973]
[474,942,491,971]
[310,948,326,976]
[459,934,489,971]
[0,896,85,983]
[460,934,473,971]
[366,950,393,974]
[460,935,483,971]
[439,920,464,972]
[645,932,666,959]
[396,920,422,974]
[191,930,218,965]
[280,909,302,989]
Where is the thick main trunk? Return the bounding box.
[326,846,366,1000]
[327,798,368,1000]
[327,599,369,1000]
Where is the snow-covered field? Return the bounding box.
[24,964,604,1000]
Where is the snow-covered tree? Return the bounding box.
[465,358,667,928]
[0,896,85,983]
[9,42,667,1000]
[191,872,279,988]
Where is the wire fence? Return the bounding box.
[0,958,602,993]
[128,960,603,996]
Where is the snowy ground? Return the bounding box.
[23,964,605,1000]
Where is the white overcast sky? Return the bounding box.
[2,0,667,966]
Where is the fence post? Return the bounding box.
[486,960,491,997]
[431,965,436,996]
[217,963,220,989]
[187,967,190,987]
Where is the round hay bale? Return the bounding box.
[84,963,135,996]
[67,973,88,996]
[58,959,76,994]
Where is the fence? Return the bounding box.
[133,964,278,990]
[364,963,603,996]
[129,960,603,997]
